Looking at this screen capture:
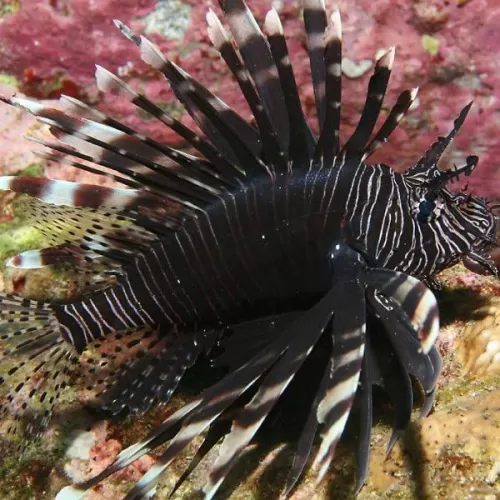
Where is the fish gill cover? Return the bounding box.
[0,0,499,499]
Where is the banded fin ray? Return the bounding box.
[365,291,441,457]
[421,347,442,417]
[8,196,161,271]
[120,290,339,500]
[115,21,264,175]
[302,0,327,129]
[284,263,441,495]
[206,9,286,172]
[25,133,209,215]
[0,295,79,441]
[310,9,407,167]
[362,87,419,160]
[366,269,439,353]
[2,96,222,206]
[92,67,243,186]
[352,337,373,494]
[370,319,414,455]
[167,415,232,500]
[57,324,295,500]
[366,289,441,400]
[263,8,315,164]
[350,321,417,493]
[5,247,82,270]
[217,0,290,157]
[283,352,333,497]
[0,175,168,212]
[313,8,342,165]
[54,245,444,498]
[202,286,337,498]
[57,282,351,499]
[311,280,366,484]
[142,33,273,176]
[32,143,146,191]
[96,328,218,416]
[342,46,395,158]
[80,325,164,410]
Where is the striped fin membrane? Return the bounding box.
[0,295,79,442]
[0,0,447,496]
[78,325,216,416]
[1,189,162,293]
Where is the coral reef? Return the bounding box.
[457,297,500,376]
[62,421,156,499]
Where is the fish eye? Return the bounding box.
[417,196,436,222]
[416,191,445,222]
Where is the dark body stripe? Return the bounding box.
[54,157,481,345]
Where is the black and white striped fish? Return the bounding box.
[0,0,498,498]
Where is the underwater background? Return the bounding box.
[0,0,499,498]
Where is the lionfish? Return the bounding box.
[0,0,498,498]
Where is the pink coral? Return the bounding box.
[63,421,155,498]
[0,82,54,174]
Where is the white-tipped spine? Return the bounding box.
[113,19,140,45]
[206,9,229,50]
[263,8,284,37]
[95,65,136,100]
[9,96,46,114]
[325,7,342,45]
[0,176,14,191]
[139,36,166,69]
[59,95,103,121]
[6,250,43,269]
[377,45,396,70]
[60,94,85,107]
[324,8,342,80]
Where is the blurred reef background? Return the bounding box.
[0,0,499,499]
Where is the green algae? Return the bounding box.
[0,162,46,262]
[0,72,20,89]
[437,371,500,406]
[0,421,73,499]
[0,0,20,19]
[421,34,440,56]
[0,209,46,265]
[0,223,45,263]
[18,162,44,178]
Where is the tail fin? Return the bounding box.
[0,295,78,443]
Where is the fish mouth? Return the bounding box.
[461,211,500,276]
[462,246,500,276]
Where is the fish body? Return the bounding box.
[0,0,497,498]
[56,158,493,352]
